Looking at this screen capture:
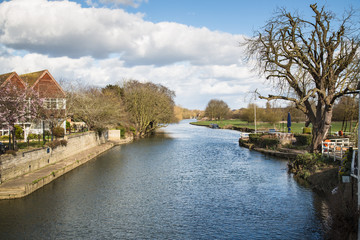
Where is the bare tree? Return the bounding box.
[123,80,175,137]
[68,86,127,132]
[244,4,360,152]
[0,84,43,149]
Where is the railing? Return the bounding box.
[321,138,352,161]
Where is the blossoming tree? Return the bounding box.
[0,84,44,150]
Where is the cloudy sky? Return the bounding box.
[0,0,359,109]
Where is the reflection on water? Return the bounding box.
[0,120,324,239]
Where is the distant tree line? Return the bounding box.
[202,97,358,133]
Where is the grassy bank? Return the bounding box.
[288,152,358,239]
[240,131,358,239]
[191,120,351,134]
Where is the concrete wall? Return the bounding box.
[0,131,107,183]
[108,130,121,141]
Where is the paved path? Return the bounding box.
[0,142,117,200]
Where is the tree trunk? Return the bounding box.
[12,129,16,151]
[310,108,333,152]
[8,131,11,151]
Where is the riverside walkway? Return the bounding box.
[0,140,128,200]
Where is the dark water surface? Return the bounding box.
[0,120,325,239]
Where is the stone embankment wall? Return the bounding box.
[108,130,133,143]
[0,132,107,183]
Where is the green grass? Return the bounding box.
[190,120,355,134]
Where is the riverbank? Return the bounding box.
[239,136,358,239]
[0,138,132,200]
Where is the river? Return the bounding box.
[0,120,325,239]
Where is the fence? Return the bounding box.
[321,138,352,161]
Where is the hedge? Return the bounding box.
[294,134,312,146]
[249,134,280,149]
[303,127,312,134]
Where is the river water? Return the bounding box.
[0,120,325,239]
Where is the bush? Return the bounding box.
[47,140,61,149]
[27,133,38,140]
[294,134,312,146]
[249,134,260,145]
[0,135,9,141]
[60,139,67,147]
[5,150,17,156]
[66,121,71,130]
[249,134,280,149]
[52,127,65,138]
[44,130,51,137]
[260,138,280,149]
[288,153,325,179]
[116,126,126,138]
[14,125,24,139]
[130,126,136,134]
[303,127,312,134]
[339,149,352,176]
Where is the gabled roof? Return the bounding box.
[0,70,65,98]
[0,72,16,86]
[0,72,25,88]
[19,70,47,87]
[20,69,66,98]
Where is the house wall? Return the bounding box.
[8,75,25,89]
[0,131,107,183]
[34,74,65,98]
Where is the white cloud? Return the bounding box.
[0,0,244,66]
[0,52,266,109]
[0,0,268,109]
[200,81,250,95]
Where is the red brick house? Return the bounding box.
[0,72,26,90]
[0,70,66,140]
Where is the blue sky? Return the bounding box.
[79,0,360,35]
[0,0,359,109]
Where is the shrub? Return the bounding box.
[47,140,61,149]
[66,121,71,130]
[14,125,24,139]
[294,134,312,146]
[60,139,67,147]
[44,130,51,137]
[52,127,65,138]
[289,153,324,179]
[130,126,136,134]
[249,134,260,145]
[5,150,17,156]
[303,127,312,134]
[249,134,280,149]
[116,126,126,138]
[339,149,352,176]
[27,133,38,140]
[0,135,9,141]
[259,138,280,149]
